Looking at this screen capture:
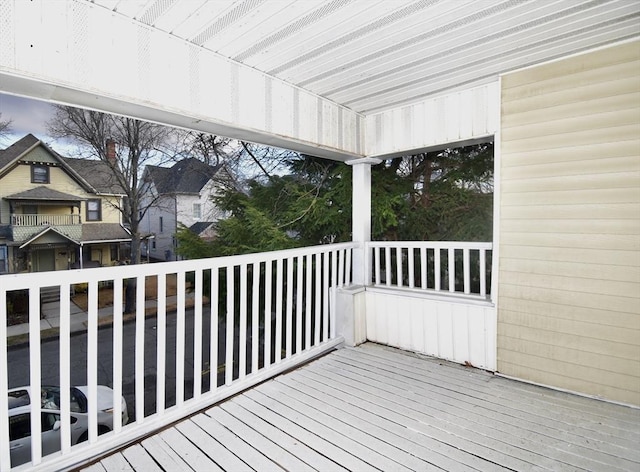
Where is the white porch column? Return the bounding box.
[346,158,382,286]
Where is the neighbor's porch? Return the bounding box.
[84,343,640,472]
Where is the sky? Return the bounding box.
[0,92,75,154]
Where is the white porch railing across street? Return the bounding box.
[368,241,493,298]
[0,243,355,471]
[10,214,82,226]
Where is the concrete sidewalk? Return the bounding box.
[6,294,195,341]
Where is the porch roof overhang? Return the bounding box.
[0,1,638,160]
[18,226,80,249]
[5,187,84,206]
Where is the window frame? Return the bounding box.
[193,203,202,219]
[86,199,102,221]
[31,164,50,184]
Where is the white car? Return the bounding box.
[8,385,128,467]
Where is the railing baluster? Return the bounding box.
[305,254,312,350]
[480,249,487,297]
[420,247,427,289]
[374,246,381,285]
[193,269,203,397]
[385,247,391,287]
[29,287,42,464]
[396,247,403,287]
[210,268,219,392]
[252,262,260,373]
[155,273,165,414]
[314,253,321,346]
[331,250,338,339]
[87,281,98,443]
[135,276,145,423]
[448,248,455,292]
[275,258,283,363]
[346,248,352,285]
[408,248,415,289]
[59,283,71,452]
[296,256,303,355]
[338,249,345,287]
[264,261,272,367]
[239,263,247,379]
[323,252,329,341]
[435,249,441,291]
[225,266,234,385]
[463,248,471,295]
[176,272,186,403]
[286,256,294,359]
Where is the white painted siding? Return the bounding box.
[498,41,640,406]
[365,82,499,158]
[365,288,497,371]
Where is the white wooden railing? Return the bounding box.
[11,214,81,226]
[0,243,355,471]
[368,241,492,298]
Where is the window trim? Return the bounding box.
[31,164,50,184]
[86,199,102,221]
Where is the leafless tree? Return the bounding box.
[0,113,12,140]
[48,105,178,311]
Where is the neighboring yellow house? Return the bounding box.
[0,134,131,273]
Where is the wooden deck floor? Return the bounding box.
[83,343,640,472]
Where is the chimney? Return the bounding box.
[106,139,116,164]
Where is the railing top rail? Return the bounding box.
[367,241,492,249]
[0,242,359,290]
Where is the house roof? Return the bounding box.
[4,186,83,202]
[62,156,125,195]
[145,158,220,195]
[0,133,39,169]
[0,134,126,195]
[81,223,131,242]
[189,221,215,235]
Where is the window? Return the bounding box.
[0,246,7,274]
[193,203,201,219]
[86,199,101,221]
[159,216,164,233]
[31,164,49,184]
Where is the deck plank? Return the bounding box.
[319,349,640,465]
[218,400,349,472]
[230,394,377,472]
[84,343,640,472]
[120,443,164,472]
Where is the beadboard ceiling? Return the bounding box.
[90,0,639,115]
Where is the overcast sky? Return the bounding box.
[0,92,75,153]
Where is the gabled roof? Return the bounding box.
[189,221,215,235]
[5,186,83,202]
[63,156,125,195]
[19,225,80,249]
[145,158,220,195]
[0,133,39,169]
[0,134,126,195]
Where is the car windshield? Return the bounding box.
[8,390,30,409]
[39,387,86,413]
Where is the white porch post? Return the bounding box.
[346,158,382,286]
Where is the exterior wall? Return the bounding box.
[365,288,497,371]
[365,82,499,158]
[141,194,177,261]
[498,41,640,405]
[0,156,121,225]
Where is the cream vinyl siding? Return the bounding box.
[498,41,640,406]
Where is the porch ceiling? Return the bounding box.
[91,0,640,115]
